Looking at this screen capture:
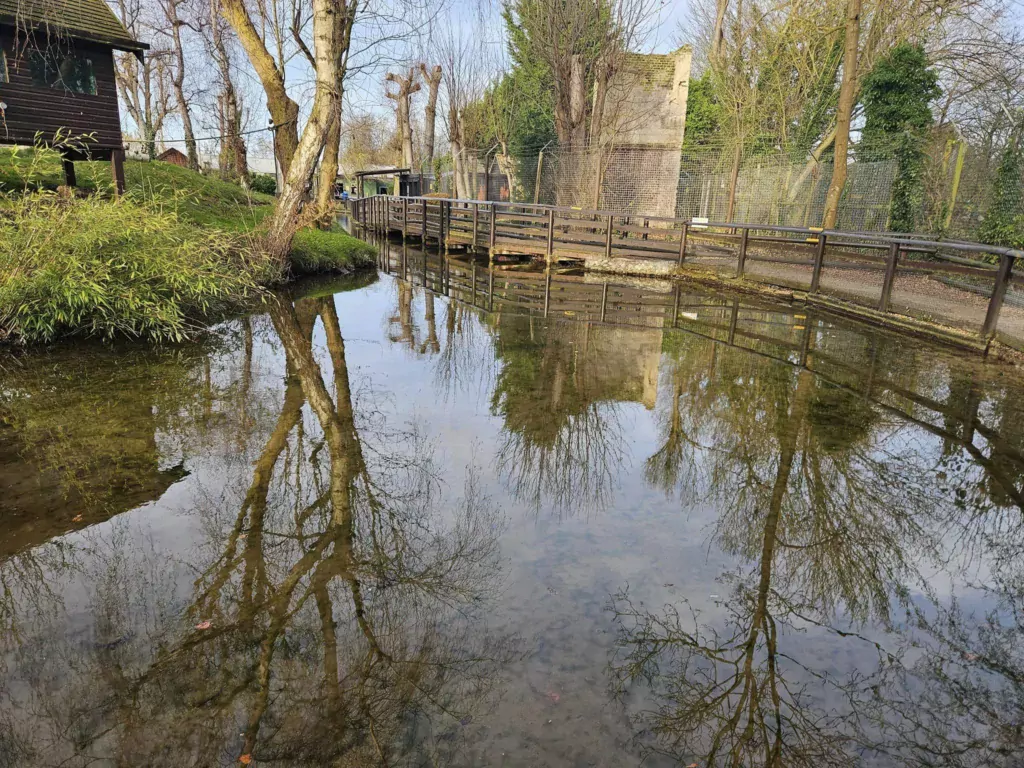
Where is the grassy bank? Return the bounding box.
[0,149,376,343]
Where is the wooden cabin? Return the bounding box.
[0,0,148,193]
[157,147,188,167]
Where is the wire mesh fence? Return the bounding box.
[423,139,1023,242]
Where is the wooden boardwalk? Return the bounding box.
[353,194,1024,341]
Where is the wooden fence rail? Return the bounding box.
[352,194,1024,339]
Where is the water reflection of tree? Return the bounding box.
[489,316,627,516]
[615,321,1024,768]
[0,295,514,766]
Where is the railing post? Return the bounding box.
[471,262,477,306]
[443,201,450,254]
[728,300,739,345]
[489,266,494,311]
[982,252,1014,337]
[402,197,408,241]
[489,203,497,252]
[879,242,901,313]
[677,222,688,266]
[473,202,479,250]
[546,208,555,264]
[422,198,428,242]
[600,282,609,322]
[605,214,613,258]
[736,227,749,277]
[544,269,552,317]
[810,232,827,292]
[672,283,680,327]
[642,217,649,241]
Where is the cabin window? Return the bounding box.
[28,49,97,95]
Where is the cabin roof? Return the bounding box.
[0,0,148,53]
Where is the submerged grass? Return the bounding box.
[0,147,374,344]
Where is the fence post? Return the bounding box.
[728,300,739,344]
[402,198,408,241]
[600,282,609,322]
[533,149,545,205]
[736,227,749,277]
[471,262,477,306]
[489,266,494,311]
[422,198,428,241]
[443,201,450,254]
[879,242,901,313]
[473,202,479,249]
[982,252,1014,337]
[546,208,555,264]
[605,214,613,258]
[672,283,680,327]
[677,223,688,266]
[810,232,827,292]
[544,269,552,317]
[489,204,497,252]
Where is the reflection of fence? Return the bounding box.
[355,194,1024,343]
[384,247,1023,481]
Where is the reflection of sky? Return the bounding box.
[4,269,1023,765]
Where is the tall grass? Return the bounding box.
[0,192,276,342]
[0,141,376,344]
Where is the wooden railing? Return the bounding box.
[352,194,1024,339]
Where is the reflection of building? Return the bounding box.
[0,390,186,559]
[577,324,661,410]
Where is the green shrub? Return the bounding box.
[249,173,277,196]
[0,192,276,343]
[290,227,377,274]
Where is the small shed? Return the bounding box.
[157,147,189,168]
[0,0,149,193]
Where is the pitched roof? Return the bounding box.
[0,0,148,53]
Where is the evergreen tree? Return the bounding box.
[858,43,940,232]
[979,122,1024,248]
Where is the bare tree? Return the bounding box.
[156,0,200,169]
[208,0,248,181]
[220,0,358,260]
[113,0,173,160]
[386,66,421,169]
[823,0,862,228]
[419,62,442,175]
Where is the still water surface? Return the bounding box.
[2,256,1023,767]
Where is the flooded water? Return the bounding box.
[2,244,1024,767]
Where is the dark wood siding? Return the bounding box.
[0,26,123,151]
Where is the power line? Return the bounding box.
[123,119,296,146]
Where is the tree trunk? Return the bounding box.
[569,54,587,149]
[219,0,301,178]
[419,64,442,180]
[258,0,350,263]
[386,68,419,170]
[711,0,729,63]
[822,0,861,229]
[169,13,199,170]
[726,140,742,221]
[316,107,342,221]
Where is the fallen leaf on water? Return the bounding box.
[72,515,83,523]
[195,621,212,630]
[239,755,252,765]
[688,764,698,767]
[546,691,560,703]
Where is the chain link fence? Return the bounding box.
[421,139,1022,241]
